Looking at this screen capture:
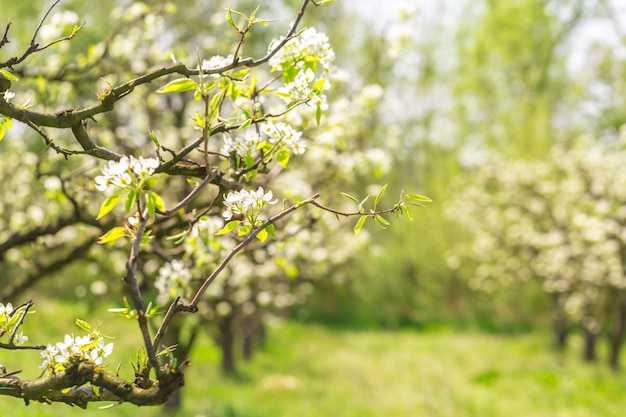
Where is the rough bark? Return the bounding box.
[0,361,185,408]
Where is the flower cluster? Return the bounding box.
[269,28,334,108]
[261,120,306,155]
[223,187,276,223]
[0,303,28,346]
[40,333,114,373]
[277,68,330,109]
[154,260,193,304]
[269,28,335,73]
[221,121,305,161]
[221,131,262,159]
[94,155,159,194]
[201,54,235,76]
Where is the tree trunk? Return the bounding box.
[582,324,597,362]
[241,310,265,360]
[608,299,626,370]
[552,294,568,350]
[218,316,236,374]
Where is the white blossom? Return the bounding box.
[0,302,13,318]
[13,332,28,346]
[261,121,306,155]
[130,156,159,177]
[222,187,277,222]
[201,54,235,76]
[39,333,114,372]
[221,131,261,159]
[3,91,15,102]
[277,68,329,108]
[268,27,335,73]
[94,155,159,193]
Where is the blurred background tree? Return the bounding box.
[3,0,626,413]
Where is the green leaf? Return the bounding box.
[194,111,204,128]
[404,205,413,221]
[107,307,129,314]
[216,220,240,235]
[75,319,92,332]
[340,192,360,204]
[0,69,19,81]
[256,227,268,242]
[149,130,160,146]
[265,224,277,240]
[97,226,127,245]
[248,72,258,96]
[277,150,290,168]
[79,339,101,352]
[238,118,253,130]
[406,194,433,203]
[96,195,122,220]
[156,78,197,93]
[210,89,226,115]
[374,184,388,209]
[375,214,390,227]
[6,312,22,329]
[244,154,255,169]
[257,141,273,152]
[204,80,217,92]
[125,190,137,213]
[69,23,83,39]
[140,234,154,244]
[225,8,238,31]
[313,78,327,90]
[147,191,166,218]
[238,225,251,236]
[273,91,292,100]
[354,216,367,236]
[167,230,189,244]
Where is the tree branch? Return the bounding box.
[0,361,185,408]
[186,193,320,311]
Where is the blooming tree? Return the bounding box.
[448,131,626,368]
[0,0,429,408]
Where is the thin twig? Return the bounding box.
[7,300,33,345]
[186,193,320,310]
[152,297,182,351]
[186,0,312,76]
[158,175,215,217]
[1,0,78,68]
[30,0,63,47]
[0,21,11,50]
[25,120,72,158]
[310,200,400,217]
[123,214,161,377]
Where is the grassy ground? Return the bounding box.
[2,303,626,416]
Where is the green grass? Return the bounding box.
[2,301,626,417]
